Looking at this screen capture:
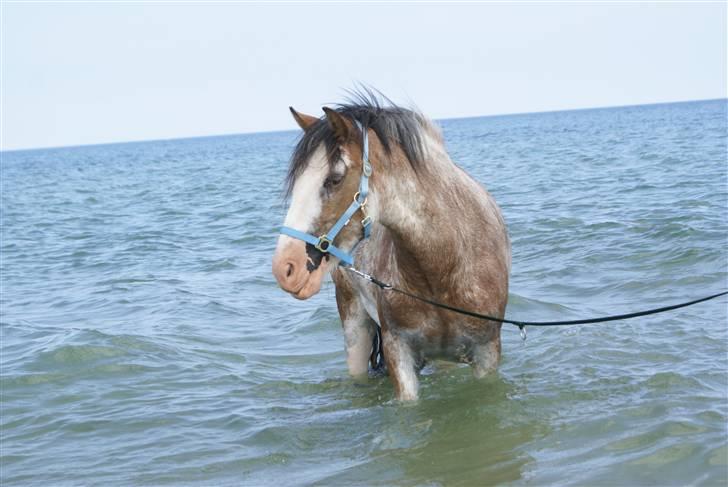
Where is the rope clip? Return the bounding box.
[518,324,527,342]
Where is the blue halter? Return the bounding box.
[280,121,373,266]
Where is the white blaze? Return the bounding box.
[277,147,329,249]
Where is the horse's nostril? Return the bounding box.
[286,263,294,278]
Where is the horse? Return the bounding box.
[272,94,511,400]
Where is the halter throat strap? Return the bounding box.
[280,120,373,266]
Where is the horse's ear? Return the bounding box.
[289,107,318,131]
[322,107,351,143]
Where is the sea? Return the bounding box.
[1,99,726,486]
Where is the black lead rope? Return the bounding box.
[345,267,728,340]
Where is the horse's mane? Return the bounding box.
[285,88,430,197]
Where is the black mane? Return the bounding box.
[285,89,428,196]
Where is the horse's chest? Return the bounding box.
[403,324,482,364]
[356,289,480,363]
[348,257,493,365]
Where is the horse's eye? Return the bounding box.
[324,174,344,190]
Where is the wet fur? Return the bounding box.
[282,92,510,400]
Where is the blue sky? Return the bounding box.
[2,2,726,151]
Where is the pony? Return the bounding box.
[272,93,510,400]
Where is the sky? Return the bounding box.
[1,2,726,151]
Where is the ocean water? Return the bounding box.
[1,99,726,486]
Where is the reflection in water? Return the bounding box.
[2,100,725,485]
[319,366,548,486]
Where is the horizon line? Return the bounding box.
[2,96,725,154]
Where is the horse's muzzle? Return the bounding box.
[272,237,326,299]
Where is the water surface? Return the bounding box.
[1,99,726,485]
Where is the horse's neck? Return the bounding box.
[376,143,481,288]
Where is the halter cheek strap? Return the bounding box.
[280,120,373,266]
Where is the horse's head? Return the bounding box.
[272,107,375,299]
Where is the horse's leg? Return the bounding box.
[471,336,501,379]
[333,270,377,378]
[381,329,419,401]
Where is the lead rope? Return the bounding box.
[344,266,727,342]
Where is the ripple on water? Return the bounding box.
[1,100,726,486]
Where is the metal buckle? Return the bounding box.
[360,203,372,227]
[315,235,332,252]
[354,192,367,205]
[363,162,372,177]
[519,324,527,342]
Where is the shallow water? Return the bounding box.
[1,99,726,486]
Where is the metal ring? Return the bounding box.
[354,192,367,205]
[316,235,331,252]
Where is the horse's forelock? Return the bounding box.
[285,119,340,198]
[284,91,431,198]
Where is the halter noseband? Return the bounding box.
[280,121,373,266]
